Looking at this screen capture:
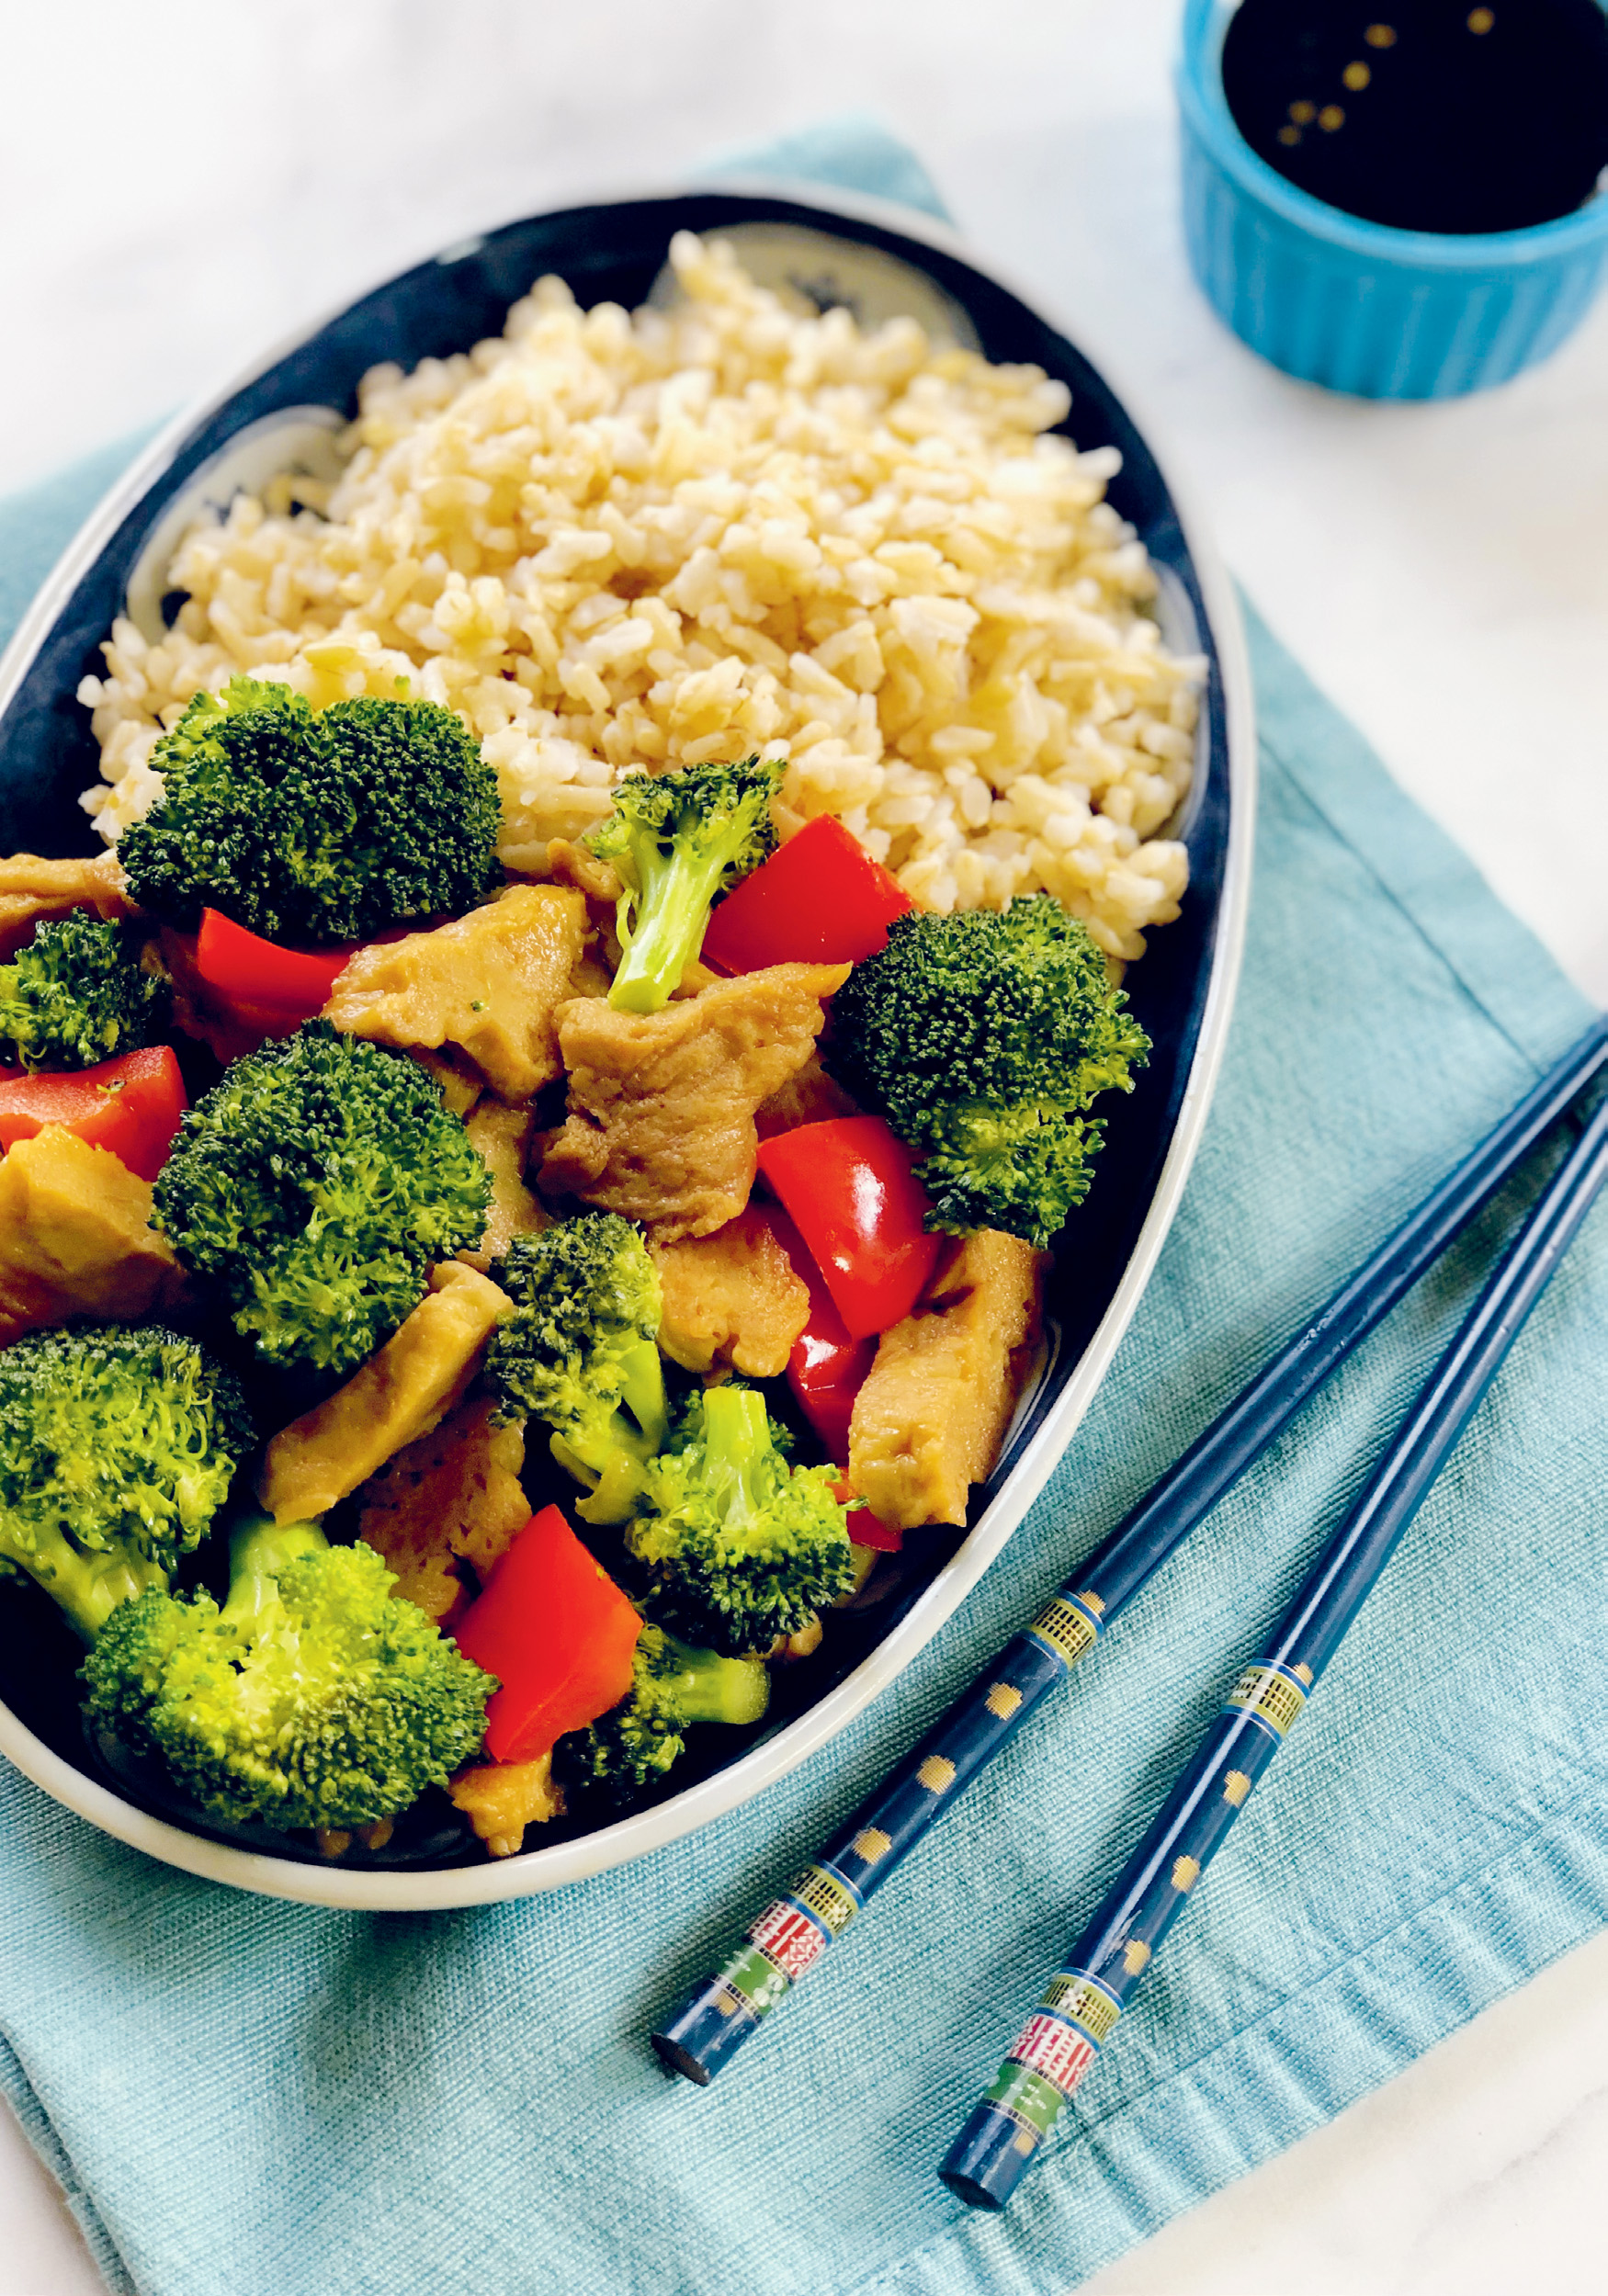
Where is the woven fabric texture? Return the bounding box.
[0,122,1603,2296]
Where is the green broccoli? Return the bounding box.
[561,1621,770,1803]
[118,674,502,943]
[485,1214,669,1522]
[586,754,783,1012]
[0,1324,252,1641]
[151,1019,490,1376]
[623,1384,854,1655]
[82,1512,494,1834]
[0,912,165,1072]
[825,897,1151,1247]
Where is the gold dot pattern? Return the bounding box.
[851,1826,892,1863]
[1343,60,1371,90]
[1278,125,1302,145]
[1171,1854,1202,1893]
[985,1682,1024,1720]
[1223,1770,1252,1808]
[1123,1940,1151,1976]
[1289,99,1317,123]
[1365,21,1398,46]
[1319,104,1346,131]
[916,1754,957,1793]
[1468,6,1494,31]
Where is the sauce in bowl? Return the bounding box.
[1222,0,1608,234]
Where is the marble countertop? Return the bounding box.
[2,2,1604,2288]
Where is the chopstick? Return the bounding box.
[649,1017,1608,2087]
[940,1074,1608,2210]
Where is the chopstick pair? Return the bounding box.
[942,1058,1608,2205]
[649,1022,1608,2132]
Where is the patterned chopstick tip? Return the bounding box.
[650,1588,1107,2083]
[941,1719,1286,2209]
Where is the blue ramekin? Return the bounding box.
[1177,0,1608,397]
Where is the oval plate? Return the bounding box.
[0,181,1254,1907]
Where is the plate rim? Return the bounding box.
[0,175,1257,1909]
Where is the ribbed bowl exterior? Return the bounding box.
[1177,0,1608,400]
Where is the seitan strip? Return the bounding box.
[653,1207,810,1378]
[539,962,847,1241]
[458,1101,546,1273]
[357,1395,530,1623]
[848,1230,1047,1529]
[449,1754,564,1859]
[255,1262,511,1521]
[0,1126,187,1343]
[323,883,589,1103]
[0,852,133,962]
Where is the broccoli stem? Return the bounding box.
[698,1382,769,1516]
[2,1523,169,1644]
[663,1635,772,1728]
[221,1512,329,1631]
[567,1338,672,1525]
[610,843,737,1013]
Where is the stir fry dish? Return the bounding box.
[0,680,1149,1861]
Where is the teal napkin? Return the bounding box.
[2,123,1604,2296]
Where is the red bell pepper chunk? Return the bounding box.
[702,814,914,974]
[195,908,360,1022]
[452,1505,643,1767]
[0,1045,188,1182]
[775,1211,878,1466]
[824,1476,901,1554]
[757,1114,942,1341]
[847,1507,902,1553]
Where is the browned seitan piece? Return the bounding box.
[458,1101,546,1273]
[653,1206,811,1377]
[753,1051,860,1138]
[255,1262,512,1521]
[448,1753,564,1859]
[539,963,848,1242]
[0,851,133,961]
[323,883,589,1102]
[546,836,623,908]
[357,1395,530,1622]
[409,1047,482,1120]
[848,1230,1047,1530]
[0,1127,188,1343]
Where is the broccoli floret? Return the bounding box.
[561,1620,770,1803]
[0,1324,252,1641]
[825,897,1151,1247]
[586,755,783,1012]
[485,1214,669,1522]
[118,675,502,943]
[152,1019,490,1375]
[82,1512,494,1833]
[623,1384,854,1655]
[0,912,165,1071]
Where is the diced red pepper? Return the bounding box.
[195,908,360,1023]
[702,814,914,974]
[826,1476,902,1555]
[847,1507,902,1552]
[0,1045,188,1182]
[775,1210,878,1466]
[452,1506,643,1767]
[757,1114,942,1341]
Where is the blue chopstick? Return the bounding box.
[941,1074,1608,2209]
[651,1018,1608,2085]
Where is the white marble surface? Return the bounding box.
[1,3,1605,2290]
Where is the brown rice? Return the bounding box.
[78,232,1201,959]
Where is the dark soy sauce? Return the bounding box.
[1222,0,1608,233]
